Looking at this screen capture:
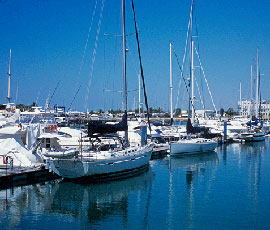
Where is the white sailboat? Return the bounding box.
[169,0,217,155]
[48,0,153,180]
[240,51,265,142]
[170,136,217,155]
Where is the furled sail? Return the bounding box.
[88,112,127,137]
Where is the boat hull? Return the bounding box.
[170,139,218,155]
[50,146,153,180]
[240,132,265,142]
[241,136,265,142]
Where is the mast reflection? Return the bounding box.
[168,152,219,229]
[241,141,265,220]
[46,169,154,226]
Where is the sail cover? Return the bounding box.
[88,112,127,137]
[186,118,195,134]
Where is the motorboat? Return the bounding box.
[240,130,265,142]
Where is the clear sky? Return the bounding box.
[0,0,270,112]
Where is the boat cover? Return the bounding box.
[88,112,127,137]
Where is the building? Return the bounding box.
[238,100,270,119]
[196,110,215,118]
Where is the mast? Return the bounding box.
[255,49,259,118]
[138,74,141,115]
[7,49,12,105]
[122,0,128,141]
[170,42,173,124]
[239,81,242,116]
[191,40,195,123]
[250,64,253,120]
[190,0,195,123]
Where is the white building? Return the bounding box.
[238,100,270,119]
[196,110,215,118]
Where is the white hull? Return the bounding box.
[50,145,153,180]
[240,132,265,142]
[170,138,218,155]
[152,143,169,155]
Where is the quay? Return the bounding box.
[70,117,188,125]
[0,166,59,190]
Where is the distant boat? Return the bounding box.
[240,51,265,143]
[240,130,265,142]
[169,0,217,155]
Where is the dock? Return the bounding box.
[0,166,59,190]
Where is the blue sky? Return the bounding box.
[0,0,270,112]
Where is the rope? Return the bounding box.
[194,45,217,115]
[172,48,189,99]
[68,85,81,112]
[174,15,191,115]
[195,76,205,110]
[84,0,105,111]
[71,0,98,111]
[131,0,151,132]
[48,81,60,106]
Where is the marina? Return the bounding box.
[1,140,270,229]
[1,0,270,229]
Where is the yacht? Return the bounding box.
[0,109,43,168]
[170,136,218,155]
[240,129,265,142]
[48,114,153,180]
[169,0,218,155]
[46,0,153,180]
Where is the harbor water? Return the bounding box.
[1,140,270,229]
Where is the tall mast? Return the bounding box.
[255,49,259,118]
[190,0,195,123]
[240,81,242,116]
[138,74,141,115]
[122,0,128,141]
[170,42,173,124]
[250,64,253,120]
[7,49,12,105]
[191,40,195,123]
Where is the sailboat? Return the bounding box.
[47,0,153,180]
[169,0,218,155]
[240,51,265,142]
[170,119,218,155]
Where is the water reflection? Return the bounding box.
[240,141,266,156]
[0,169,154,229]
[240,142,266,220]
[219,144,228,165]
[2,140,270,229]
[0,181,56,229]
[47,170,154,226]
[169,152,219,172]
[168,152,219,229]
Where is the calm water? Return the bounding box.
[1,140,270,230]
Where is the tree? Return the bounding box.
[220,108,224,117]
[226,108,235,117]
[175,108,181,117]
[31,102,37,107]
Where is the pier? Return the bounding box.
[0,166,59,190]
